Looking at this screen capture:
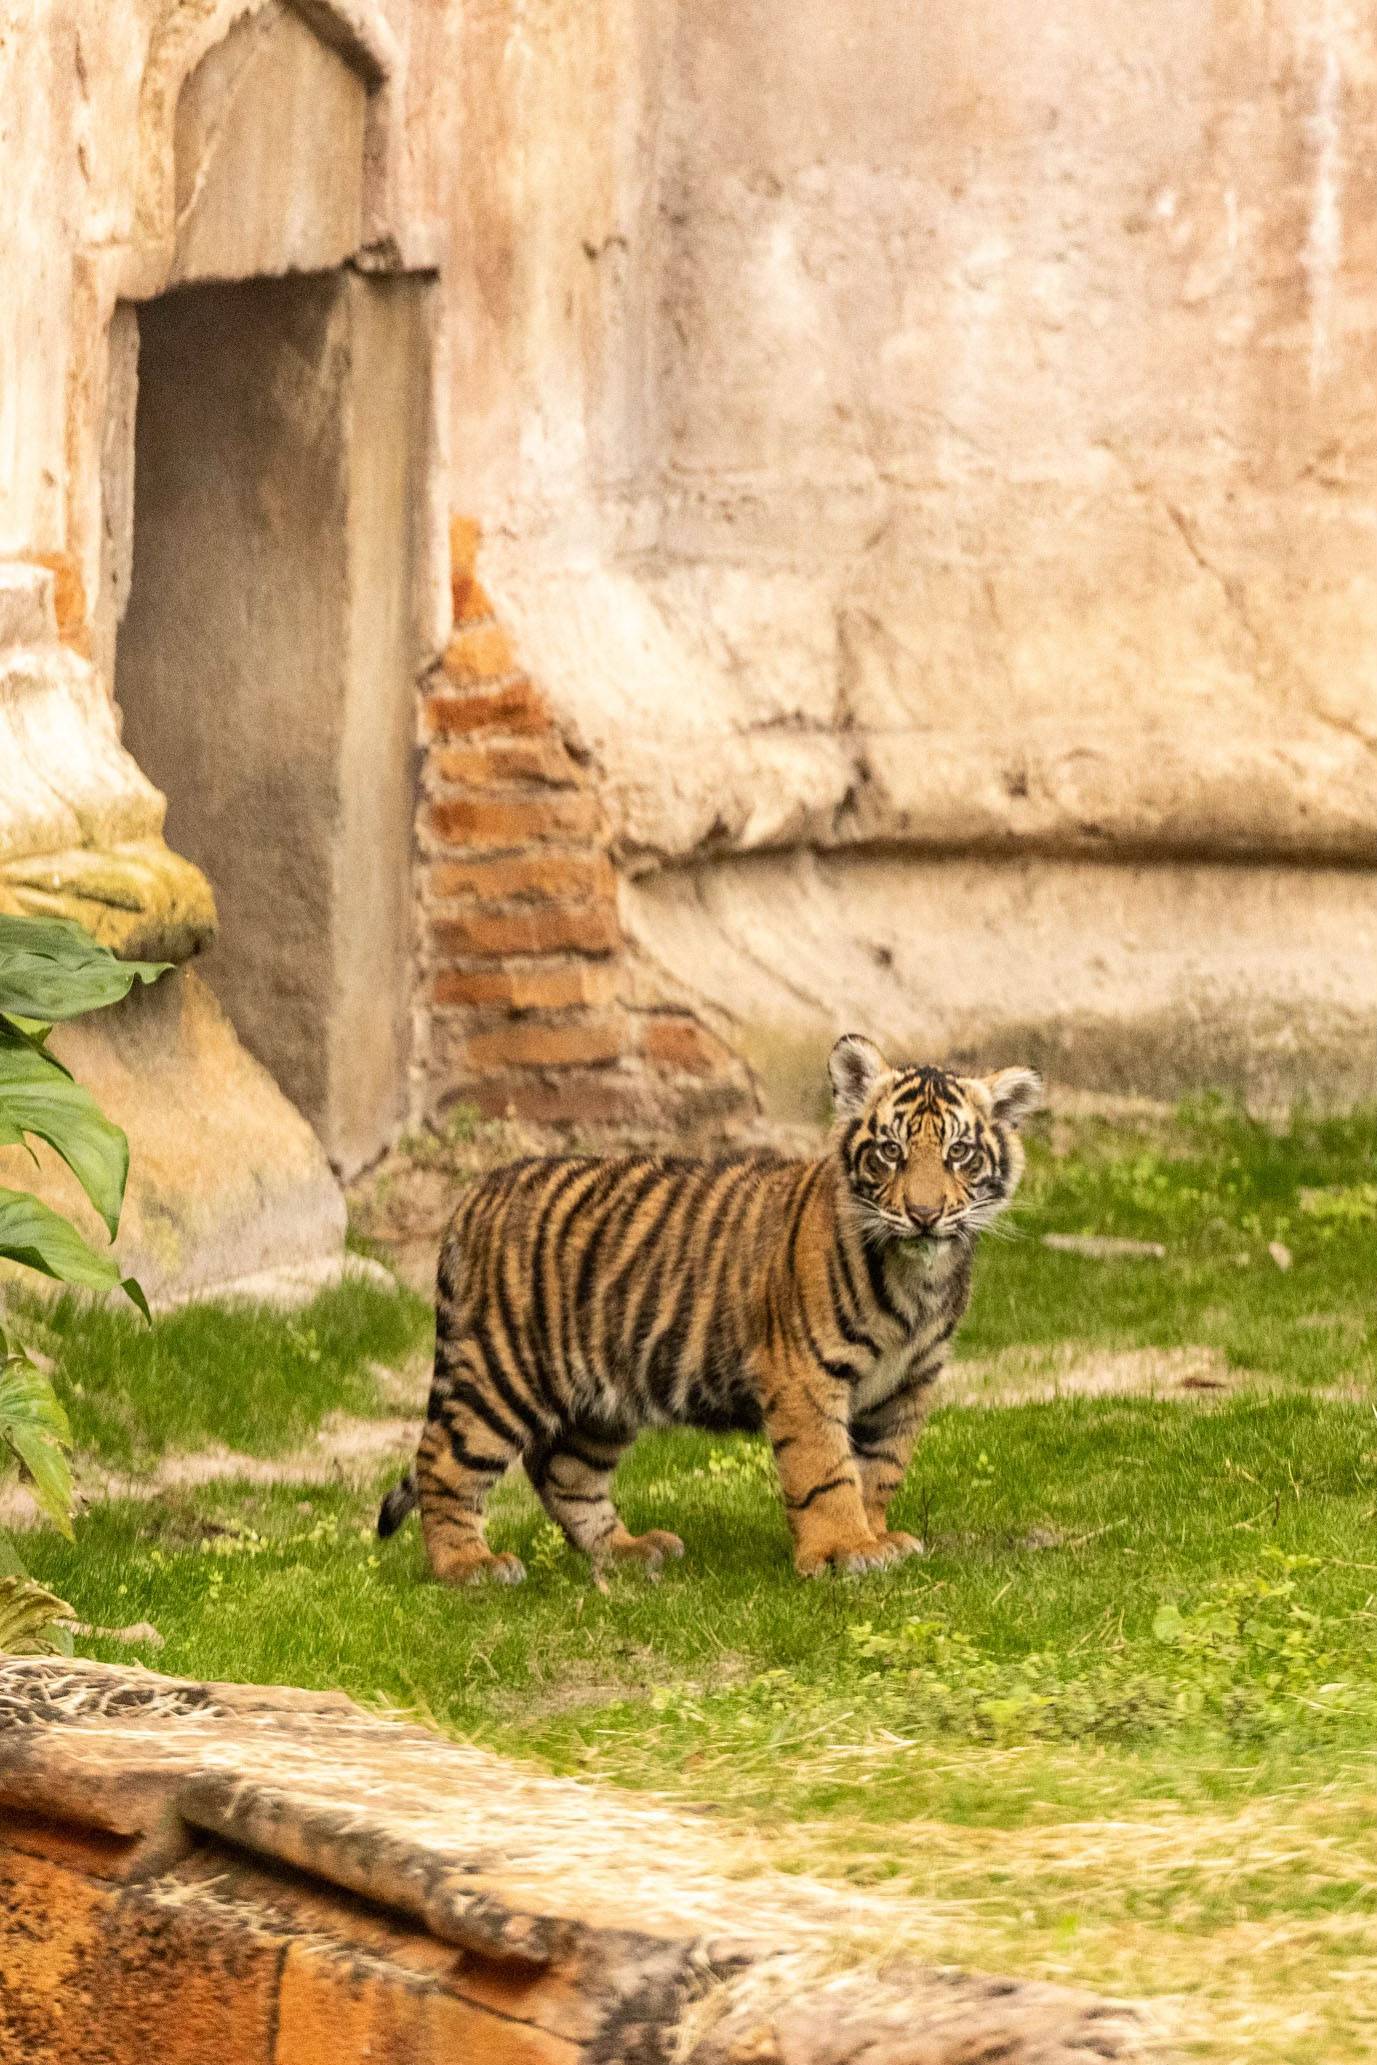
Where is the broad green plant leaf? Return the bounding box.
[0,1187,150,1319]
[0,1573,75,1655]
[0,1026,130,1237]
[0,1107,33,1156]
[0,1355,74,1537]
[0,1014,73,1074]
[0,915,168,1022]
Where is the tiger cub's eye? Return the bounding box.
[947,1137,976,1169]
[874,1136,904,1167]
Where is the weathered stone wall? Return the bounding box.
[2,0,1374,1147]
[471,0,1377,1106]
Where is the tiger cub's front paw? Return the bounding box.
[794,1531,901,1579]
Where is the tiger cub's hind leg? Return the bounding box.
[416,1369,528,1586]
[528,1424,685,1570]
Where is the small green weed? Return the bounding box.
[843,1549,1368,1745]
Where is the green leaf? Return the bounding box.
[0,915,169,1022]
[0,1026,130,1237]
[0,1107,36,1157]
[1153,1600,1184,1646]
[0,1187,146,1315]
[0,1355,73,1537]
[0,1012,73,1076]
[0,1573,75,1655]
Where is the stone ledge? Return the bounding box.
[0,836,217,963]
[0,1657,1164,2065]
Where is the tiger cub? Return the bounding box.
[378,1036,1040,1582]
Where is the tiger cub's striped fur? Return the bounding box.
[378,1036,1041,1582]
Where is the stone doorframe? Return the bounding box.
[39,0,452,1174]
[68,0,449,696]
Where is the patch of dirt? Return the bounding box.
[944,1342,1265,1407]
[367,1354,430,1410]
[0,1411,422,1531]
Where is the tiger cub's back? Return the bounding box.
[435,1148,800,1433]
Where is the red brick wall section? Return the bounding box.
[416,518,754,1129]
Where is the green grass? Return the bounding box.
[29,1395,1377,1763]
[5,1274,432,1467]
[24,1397,1377,2059]
[963,1098,1377,1387]
[11,1101,1377,2059]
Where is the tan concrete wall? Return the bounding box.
[412,0,672,555]
[473,0,1377,1100]
[1,0,1373,1124]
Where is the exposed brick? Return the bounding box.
[275,1939,430,2065]
[449,1954,603,2045]
[424,1990,582,2065]
[653,1069,760,1129]
[449,512,481,582]
[0,1835,583,2065]
[424,851,615,906]
[0,1850,118,2054]
[639,1012,735,1078]
[430,959,620,1011]
[86,1877,284,2065]
[442,621,516,685]
[425,791,603,851]
[453,1067,657,1127]
[422,681,552,738]
[1,1811,144,1881]
[453,573,494,625]
[457,1013,627,1073]
[416,510,751,1131]
[431,901,620,960]
[287,1966,576,2065]
[431,737,580,790]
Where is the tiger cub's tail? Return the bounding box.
[377,1470,419,1538]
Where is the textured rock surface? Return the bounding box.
[15,970,347,1311]
[627,851,1377,1114]
[476,0,1377,1099]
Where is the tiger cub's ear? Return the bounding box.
[828,1034,889,1117]
[982,1066,1043,1129]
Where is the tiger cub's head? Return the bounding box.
[828,1035,1042,1247]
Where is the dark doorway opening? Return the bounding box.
[116,269,430,1172]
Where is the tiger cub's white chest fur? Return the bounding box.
[851,1238,963,1416]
